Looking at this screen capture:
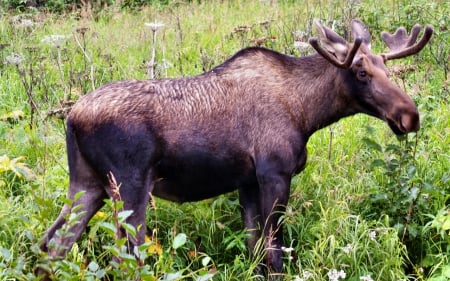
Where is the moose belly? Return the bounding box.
[152,150,256,203]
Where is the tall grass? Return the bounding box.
[0,0,449,280]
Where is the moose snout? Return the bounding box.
[400,109,420,133]
[387,106,420,135]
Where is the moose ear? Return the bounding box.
[313,19,348,61]
[351,19,371,49]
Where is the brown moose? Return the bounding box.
[36,19,433,279]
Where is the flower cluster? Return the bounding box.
[360,275,374,281]
[281,246,295,260]
[293,30,310,53]
[145,22,165,32]
[41,35,70,48]
[294,270,313,281]
[12,16,35,29]
[327,269,346,281]
[294,41,310,52]
[4,53,24,66]
[343,243,353,254]
[369,230,377,241]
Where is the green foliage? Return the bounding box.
[0,0,448,280]
[359,131,448,276]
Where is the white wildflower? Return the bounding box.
[302,270,312,280]
[41,35,69,48]
[5,53,24,66]
[160,59,173,69]
[15,18,34,28]
[360,275,374,281]
[293,271,312,281]
[327,269,346,281]
[11,15,21,23]
[293,30,308,41]
[294,41,310,52]
[145,22,165,32]
[281,246,294,253]
[343,243,353,254]
[369,231,377,241]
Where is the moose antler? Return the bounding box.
[381,24,433,61]
[309,37,362,69]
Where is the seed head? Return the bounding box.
[41,35,70,48]
[145,22,165,32]
[5,53,24,66]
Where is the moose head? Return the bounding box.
[308,19,433,135]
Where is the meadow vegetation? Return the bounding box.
[0,0,449,280]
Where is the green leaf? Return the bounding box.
[443,265,450,277]
[407,165,416,177]
[362,137,382,152]
[370,159,385,169]
[103,245,120,257]
[172,233,187,250]
[442,218,450,231]
[119,252,137,263]
[74,191,86,201]
[428,277,447,281]
[408,186,420,201]
[117,210,134,223]
[120,222,137,238]
[0,248,11,262]
[99,222,116,236]
[197,272,216,281]
[201,256,211,267]
[114,201,124,210]
[407,223,419,238]
[96,269,106,279]
[160,272,183,281]
[87,261,99,272]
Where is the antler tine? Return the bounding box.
[381,24,433,61]
[309,37,362,68]
[381,24,420,50]
[406,24,422,47]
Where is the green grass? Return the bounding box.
[0,0,449,280]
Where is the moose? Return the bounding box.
[37,19,433,279]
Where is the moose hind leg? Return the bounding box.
[40,180,107,258]
[113,172,153,251]
[40,147,108,259]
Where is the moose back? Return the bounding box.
[37,19,432,279]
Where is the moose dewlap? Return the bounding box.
[36,19,432,280]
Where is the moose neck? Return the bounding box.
[290,54,358,138]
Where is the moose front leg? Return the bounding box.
[256,165,291,277]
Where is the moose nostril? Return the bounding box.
[401,111,420,132]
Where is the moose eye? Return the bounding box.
[359,70,367,78]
